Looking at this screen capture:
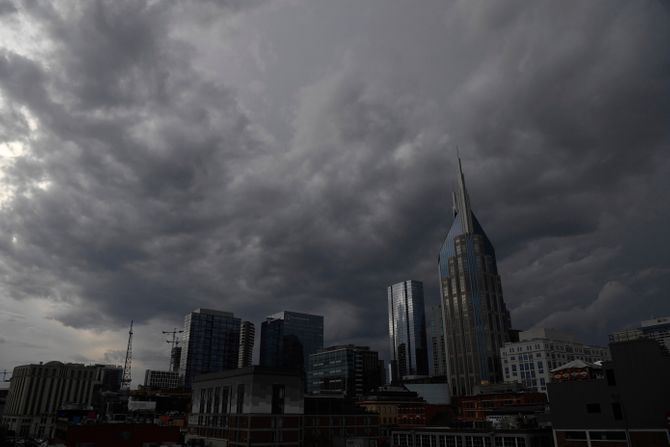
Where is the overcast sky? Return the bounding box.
[0,0,668,384]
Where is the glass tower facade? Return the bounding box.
[259,311,324,373]
[307,345,382,397]
[387,280,429,382]
[438,159,512,396]
[427,303,448,377]
[180,308,241,388]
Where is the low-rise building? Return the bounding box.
[548,338,670,446]
[0,381,9,417]
[303,396,381,447]
[391,427,554,447]
[53,422,182,447]
[1,361,108,439]
[358,386,427,427]
[610,316,670,352]
[187,367,382,447]
[307,345,382,398]
[187,366,304,446]
[500,328,609,393]
[457,390,547,423]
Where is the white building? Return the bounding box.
[610,316,670,352]
[500,328,609,393]
[143,369,182,389]
[2,362,106,439]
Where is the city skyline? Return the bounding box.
[0,0,669,382]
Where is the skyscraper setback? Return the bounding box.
[438,159,512,396]
[387,280,429,382]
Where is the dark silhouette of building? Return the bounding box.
[438,158,512,396]
[387,280,429,382]
[259,311,324,373]
[427,303,448,377]
[548,338,670,446]
[53,423,181,447]
[307,345,382,398]
[179,308,241,388]
[170,346,182,373]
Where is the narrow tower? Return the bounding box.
[121,320,134,389]
[438,158,512,396]
[387,280,429,382]
[238,321,255,368]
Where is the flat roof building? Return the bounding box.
[500,328,609,393]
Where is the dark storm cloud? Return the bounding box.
[0,0,668,363]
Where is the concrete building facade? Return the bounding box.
[187,367,304,446]
[1,362,106,439]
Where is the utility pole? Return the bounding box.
[163,328,183,371]
[121,320,134,389]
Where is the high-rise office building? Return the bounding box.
[180,308,241,388]
[238,321,255,368]
[387,280,429,382]
[259,311,324,372]
[438,159,512,396]
[170,346,182,373]
[307,345,382,397]
[427,304,447,377]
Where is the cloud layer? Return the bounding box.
[0,0,668,375]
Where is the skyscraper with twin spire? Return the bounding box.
[438,159,512,396]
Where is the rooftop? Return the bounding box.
[550,359,601,373]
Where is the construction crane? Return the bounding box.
[163,328,183,372]
[121,320,134,389]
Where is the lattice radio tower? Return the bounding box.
[162,328,183,371]
[121,320,134,389]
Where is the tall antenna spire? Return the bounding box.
[455,151,474,234]
[121,320,134,389]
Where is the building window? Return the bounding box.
[611,402,623,420]
[564,431,587,440]
[271,384,285,415]
[606,369,616,386]
[235,384,245,414]
[586,403,601,414]
[590,431,626,441]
